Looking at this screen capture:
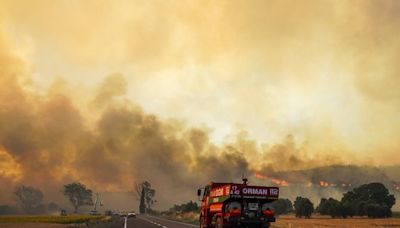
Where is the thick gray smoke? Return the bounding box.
[0,28,399,210]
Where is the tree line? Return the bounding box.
[269,182,396,218]
[0,180,157,215]
[0,182,93,215]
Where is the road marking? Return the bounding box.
[138,216,168,228]
[145,215,198,227]
[124,217,127,228]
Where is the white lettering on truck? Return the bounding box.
[242,188,270,195]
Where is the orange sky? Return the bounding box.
[0,1,400,198]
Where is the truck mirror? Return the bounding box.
[197,189,202,197]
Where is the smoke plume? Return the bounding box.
[0,0,400,210]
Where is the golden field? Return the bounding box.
[0,223,68,228]
[272,215,400,228]
[165,212,400,227]
[0,215,109,226]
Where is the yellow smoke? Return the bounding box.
[0,0,400,208]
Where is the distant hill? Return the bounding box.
[256,165,400,210]
[258,165,400,191]
[381,165,400,181]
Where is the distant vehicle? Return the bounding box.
[112,211,120,216]
[120,211,127,217]
[89,210,101,215]
[197,178,279,228]
[60,209,67,216]
[104,210,113,216]
[128,211,136,218]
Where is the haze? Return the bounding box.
[0,0,399,209]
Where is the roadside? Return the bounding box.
[0,215,122,228]
[158,211,199,225]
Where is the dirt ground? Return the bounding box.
[0,224,69,228]
[272,216,400,228]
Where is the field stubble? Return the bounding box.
[163,212,400,228]
[272,215,400,228]
[0,215,113,228]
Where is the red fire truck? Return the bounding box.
[197,179,279,228]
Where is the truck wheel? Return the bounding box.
[200,217,205,228]
[215,217,223,228]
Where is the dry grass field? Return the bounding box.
[0,215,111,227]
[0,223,68,228]
[272,215,400,228]
[165,212,400,227]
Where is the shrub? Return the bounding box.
[294,197,314,218]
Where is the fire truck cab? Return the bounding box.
[197,179,279,228]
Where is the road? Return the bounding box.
[123,215,198,228]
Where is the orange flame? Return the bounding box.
[272,178,289,186]
[254,173,268,179]
[254,173,289,186]
[318,181,337,187]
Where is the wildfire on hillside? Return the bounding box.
[254,172,363,189]
[254,173,290,186]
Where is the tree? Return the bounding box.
[135,181,156,213]
[316,198,343,218]
[0,205,19,215]
[14,185,45,214]
[139,187,146,214]
[63,182,93,213]
[169,201,199,213]
[270,199,293,215]
[294,197,314,218]
[341,182,395,218]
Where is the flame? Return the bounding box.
[272,178,289,186]
[319,181,343,187]
[254,172,289,186]
[254,173,268,179]
[256,173,360,188]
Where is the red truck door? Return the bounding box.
[200,186,211,227]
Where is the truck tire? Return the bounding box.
[200,217,205,228]
[215,217,223,228]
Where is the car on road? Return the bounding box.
[89,210,101,215]
[128,211,136,218]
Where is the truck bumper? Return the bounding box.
[225,217,275,227]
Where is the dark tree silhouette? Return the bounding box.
[294,197,314,218]
[14,185,45,214]
[63,182,93,213]
[270,198,293,215]
[135,181,156,214]
[0,205,19,215]
[341,182,395,218]
[139,187,146,214]
[169,201,199,213]
[317,198,343,218]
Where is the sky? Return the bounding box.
[0,0,400,208]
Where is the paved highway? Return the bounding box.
[123,215,198,228]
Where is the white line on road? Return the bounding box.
[124,217,128,228]
[145,215,198,227]
[138,216,168,228]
